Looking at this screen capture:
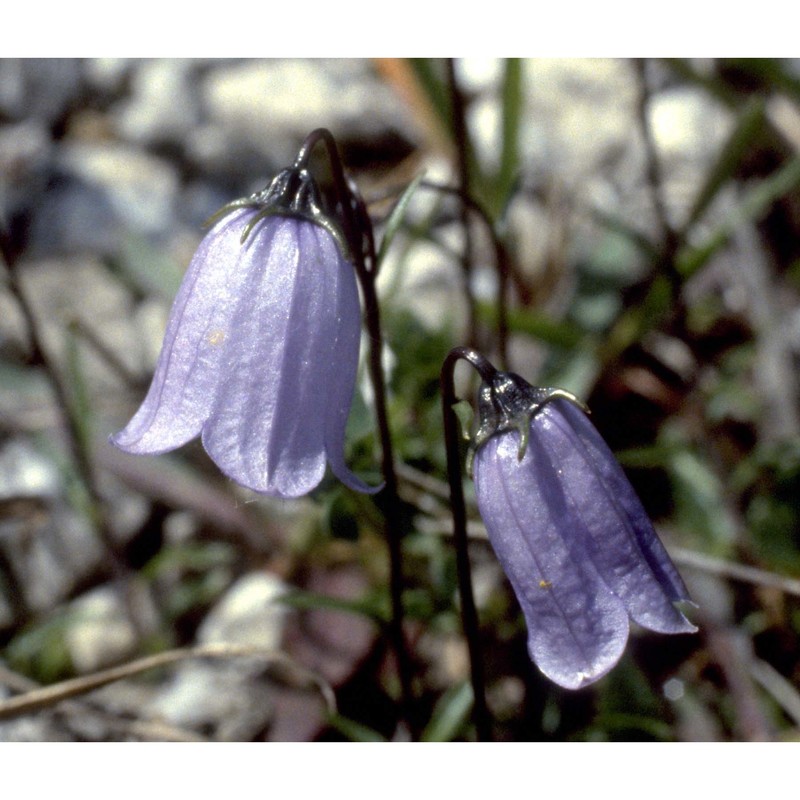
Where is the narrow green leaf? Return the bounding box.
[327,714,387,742]
[407,59,451,134]
[376,171,426,269]
[451,399,474,441]
[660,58,740,107]
[494,58,524,218]
[110,232,184,300]
[422,681,474,742]
[409,58,494,212]
[592,712,673,741]
[64,322,92,455]
[678,156,800,279]
[591,209,660,260]
[477,301,586,349]
[141,542,236,580]
[598,273,673,364]
[613,443,682,469]
[6,611,75,684]
[720,58,800,102]
[277,589,388,625]
[685,96,766,227]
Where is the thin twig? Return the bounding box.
[670,547,800,598]
[416,506,800,600]
[0,643,335,721]
[703,624,773,741]
[750,657,800,728]
[0,661,207,741]
[356,255,418,737]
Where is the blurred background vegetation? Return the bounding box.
[1,57,800,742]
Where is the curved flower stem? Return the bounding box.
[440,346,494,741]
[420,179,511,368]
[297,128,417,736]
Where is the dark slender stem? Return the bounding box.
[632,59,682,293]
[358,271,417,733]
[447,59,481,353]
[0,224,155,641]
[0,230,108,543]
[440,347,493,742]
[297,128,417,736]
[420,179,511,368]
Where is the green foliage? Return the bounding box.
[685,96,767,227]
[277,588,389,626]
[376,171,427,270]
[742,441,800,574]
[5,612,75,684]
[493,58,524,220]
[422,681,474,742]
[111,232,184,299]
[385,308,455,467]
[661,422,738,551]
[326,713,387,742]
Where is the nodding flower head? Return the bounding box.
[111,167,378,499]
[470,369,696,690]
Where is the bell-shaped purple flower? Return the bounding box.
[471,372,696,690]
[112,169,376,499]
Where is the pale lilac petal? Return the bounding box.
[321,227,381,495]
[111,209,263,454]
[475,431,630,690]
[201,218,332,497]
[112,192,376,499]
[539,401,696,634]
[554,400,694,611]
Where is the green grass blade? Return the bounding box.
[685,96,766,228]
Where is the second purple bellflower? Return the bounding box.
[470,366,696,690]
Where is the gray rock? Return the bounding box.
[201,59,415,167]
[0,503,100,615]
[147,572,287,740]
[0,121,53,217]
[112,59,202,147]
[0,438,60,500]
[0,59,83,125]
[57,141,181,237]
[29,142,181,256]
[64,587,140,674]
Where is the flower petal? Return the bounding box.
[538,400,696,634]
[111,209,262,454]
[320,230,381,495]
[201,218,337,497]
[475,431,630,689]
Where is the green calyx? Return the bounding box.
[202,167,352,261]
[466,370,588,477]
